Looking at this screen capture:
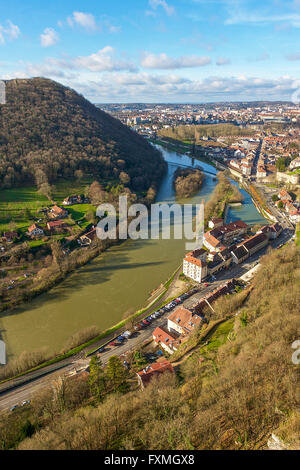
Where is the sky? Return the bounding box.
[0,0,300,103]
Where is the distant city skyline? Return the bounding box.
[0,0,300,102]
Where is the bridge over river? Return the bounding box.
[166,161,217,177]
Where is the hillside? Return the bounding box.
[1,244,299,450]
[0,78,166,191]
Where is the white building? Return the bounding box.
[183,248,208,283]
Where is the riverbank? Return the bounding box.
[149,137,217,168]
[0,144,267,364]
[0,262,186,384]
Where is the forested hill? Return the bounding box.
[0,78,166,191]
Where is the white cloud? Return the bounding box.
[5,64,298,103]
[0,20,20,45]
[71,74,298,102]
[74,47,136,72]
[68,11,98,31]
[216,57,231,65]
[225,12,300,27]
[147,0,175,16]
[40,28,59,47]
[141,52,211,69]
[49,46,136,72]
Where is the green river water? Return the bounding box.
[0,146,267,360]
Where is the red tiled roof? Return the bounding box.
[137,361,174,386]
[184,256,206,267]
[168,307,193,326]
[153,327,176,347]
[28,224,43,233]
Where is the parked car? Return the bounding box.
[109,342,118,347]
[117,336,125,342]
[142,319,150,326]
[10,405,18,412]
[122,330,132,339]
[21,400,30,406]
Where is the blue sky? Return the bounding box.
[0,0,300,102]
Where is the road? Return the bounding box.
[255,182,295,231]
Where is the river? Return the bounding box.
[0,146,267,360]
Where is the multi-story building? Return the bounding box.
[183,248,208,283]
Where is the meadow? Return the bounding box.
[0,179,94,234]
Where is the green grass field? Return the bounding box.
[202,318,235,353]
[0,186,48,233]
[0,179,95,235]
[52,178,93,203]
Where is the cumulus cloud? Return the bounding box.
[216,57,231,66]
[70,74,297,103]
[40,28,59,47]
[67,12,98,31]
[6,63,298,102]
[146,0,175,16]
[73,46,137,72]
[0,20,20,45]
[141,52,211,69]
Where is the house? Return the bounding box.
[258,223,282,240]
[239,232,268,257]
[257,166,267,178]
[28,224,44,238]
[289,157,300,170]
[231,245,249,264]
[208,217,223,229]
[208,252,232,274]
[205,220,248,247]
[137,361,174,389]
[79,227,97,245]
[289,209,300,224]
[278,189,292,202]
[49,205,68,219]
[62,195,90,206]
[47,220,66,232]
[2,231,19,242]
[203,233,223,252]
[168,307,202,336]
[152,327,179,355]
[269,223,283,239]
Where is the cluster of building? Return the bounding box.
[182,218,282,283]
[62,195,90,206]
[150,279,237,356]
[275,189,300,224]
[99,103,300,138]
